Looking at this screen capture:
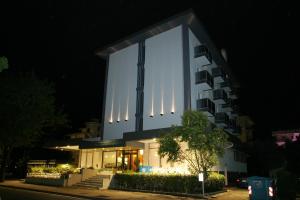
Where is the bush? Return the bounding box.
[28,164,80,177]
[111,172,225,193]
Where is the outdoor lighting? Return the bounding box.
[160,90,164,117]
[171,81,175,114]
[248,186,252,195]
[149,114,154,118]
[268,187,273,197]
[116,120,120,123]
[109,119,113,124]
[139,149,144,155]
[151,167,190,175]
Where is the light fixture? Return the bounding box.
[149,115,154,118]
[171,111,175,114]
[116,120,120,123]
[139,149,144,155]
[160,113,164,116]
[124,119,128,122]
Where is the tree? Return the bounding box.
[158,110,228,176]
[0,56,9,72]
[0,73,67,182]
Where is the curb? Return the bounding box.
[0,184,98,200]
[109,187,227,199]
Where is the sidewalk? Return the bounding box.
[0,180,202,200]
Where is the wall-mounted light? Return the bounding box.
[109,120,113,124]
[124,119,128,122]
[116,120,120,123]
[160,113,164,116]
[149,115,154,118]
[171,111,175,114]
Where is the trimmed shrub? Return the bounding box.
[111,172,225,193]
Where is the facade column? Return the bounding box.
[135,40,145,132]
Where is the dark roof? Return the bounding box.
[95,9,238,86]
[79,139,125,149]
[43,138,82,148]
[123,127,173,141]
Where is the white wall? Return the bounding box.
[214,148,247,173]
[103,44,138,140]
[143,25,184,130]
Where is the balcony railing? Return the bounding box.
[197,98,215,116]
[213,89,228,103]
[194,45,212,64]
[229,90,238,99]
[222,98,233,109]
[215,112,229,126]
[220,78,232,92]
[228,119,237,129]
[212,67,226,82]
[231,105,239,116]
[195,70,214,89]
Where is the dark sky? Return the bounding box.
[1,0,299,138]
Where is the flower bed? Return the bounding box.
[25,164,81,186]
[110,172,225,193]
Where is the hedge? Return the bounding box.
[110,172,225,193]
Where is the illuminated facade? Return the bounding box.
[78,10,247,182]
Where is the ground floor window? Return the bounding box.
[102,150,142,171]
[102,151,116,168]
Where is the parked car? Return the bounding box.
[236,177,248,188]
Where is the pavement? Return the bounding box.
[0,180,203,200]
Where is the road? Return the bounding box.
[0,186,95,200]
[211,187,248,200]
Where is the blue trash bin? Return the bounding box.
[247,176,274,200]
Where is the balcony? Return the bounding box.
[195,70,214,90]
[212,67,226,83]
[213,89,228,104]
[231,105,239,117]
[222,99,233,112]
[220,79,232,92]
[226,119,241,135]
[194,45,212,66]
[225,119,237,134]
[215,112,229,127]
[229,90,238,99]
[197,98,215,117]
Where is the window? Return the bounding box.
[102,151,116,168]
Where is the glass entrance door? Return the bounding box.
[121,150,138,171]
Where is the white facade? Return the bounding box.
[143,26,184,130]
[96,11,247,175]
[103,44,138,140]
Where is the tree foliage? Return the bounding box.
[0,56,9,72]
[0,73,67,181]
[158,110,228,175]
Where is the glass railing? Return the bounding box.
[213,89,228,101]
[195,70,214,88]
[197,98,215,115]
[215,112,229,124]
[194,45,212,63]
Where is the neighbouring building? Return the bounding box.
[272,130,300,147]
[56,10,248,183]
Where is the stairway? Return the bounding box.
[72,175,110,190]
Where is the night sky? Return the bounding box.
[1,0,299,138]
